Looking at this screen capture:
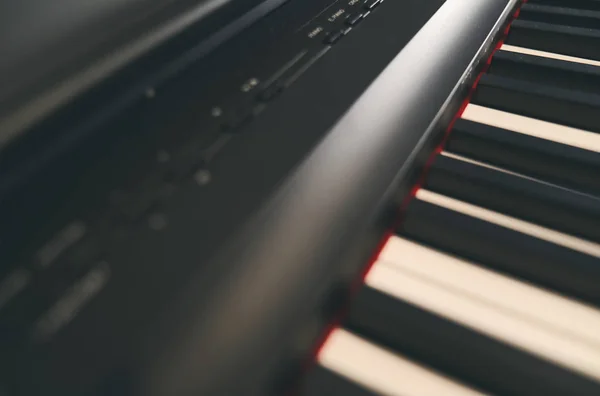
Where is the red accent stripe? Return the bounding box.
[293,1,527,393]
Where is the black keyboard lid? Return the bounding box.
[0,0,277,150]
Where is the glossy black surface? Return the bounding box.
[528,0,600,11]
[507,19,600,61]
[489,49,600,94]
[472,73,600,132]
[519,4,600,30]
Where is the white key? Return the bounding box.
[501,44,600,68]
[319,328,486,396]
[461,104,600,153]
[379,236,600,348]
[439,151,600,207]
[416,189,600,258]
[440,151,553,183]
[366,262,600,382]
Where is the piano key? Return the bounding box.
[506,20,600,62]
[447,117,600,195]
[311,328,484,396]
[364,261,600,380]
[378,237,600,347]
[500,44,600,67]
[399,197,600,304]
[424,153,600,241]
[518,4,600,30]
[527,0,600,12]
[472,73,600,133]
[456,98,600,196]
[460,104,600,153]
[346,271,600,395]
[417,189,600,257]
[489,47,600,94]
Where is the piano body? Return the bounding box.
[1,0,600,394]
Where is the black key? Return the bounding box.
[345,286,600,396]
[489,49,600,94]
[528,0,600,12]
[363,0,380,11]
[345,13,363,26]
[324,30,344,45]
[399,199,600,305]
[472,73,600,132]
[300,366,377,396]
[447,119,600,195]
[519,4,600,30]
[506,20,600,61]
[425,154,600,242]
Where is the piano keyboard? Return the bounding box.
[301,0,600,394]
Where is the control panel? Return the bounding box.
[0,0,444,394]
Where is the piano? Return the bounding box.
[1,0,600,394]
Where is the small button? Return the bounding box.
[345,13,363,26]
[363,0,380,10]
[324,30,344,45]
